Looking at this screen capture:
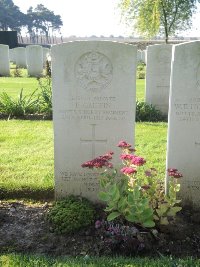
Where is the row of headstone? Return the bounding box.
[51,40,200,210]
[0,45,51,77]
[9,45,51,77]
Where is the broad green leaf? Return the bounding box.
[143,220,155,228]
[167,206,182,217]
[125,214,138,223]
[98,191,109,202]
[160,217,169,225]
[107,211,121,221]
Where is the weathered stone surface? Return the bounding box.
[26,45,43,77]
[0,44,10,76]
[166,41,200,209]
[52,41,137,201]
[145,44,172,115]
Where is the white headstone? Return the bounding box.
[145,44,172,115]
[9,48,16,63]
[15,47,26,68]
[141,50,147,64]
[26,45,43,77]
[166,41,200,209]
[0,44,10,76]
[43,47,50,66]
[52,41,137,201]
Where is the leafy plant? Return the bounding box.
[11,65,23,77]
[47,195,95,234]
[82,141,182,228]
[137,62,146,79]
[0,88,39,118]
[136,101,165,122]
[95,220,145,255]
[37,76,52,115]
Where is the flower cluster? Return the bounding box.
[117,140,146,175]
[167,168,183,178]
[81,152,113,169]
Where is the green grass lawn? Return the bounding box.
[1,254,199,267]
[0,76,145,100]
[0,120,167,199]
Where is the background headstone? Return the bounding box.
[43,47,50,67]
[15,47,26,68]
[0,44,10,76]
[9,48,16,63]
[26,45,43,77]
[166,41,200,209]
[145,44,172,115]
[52,41,137,201]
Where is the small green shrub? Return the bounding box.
[37,76,52,115]
[45,59,51,77]
[11,66,23,77]
[137,62,146,79]
[47,195,95,234]
[136,101,165,122]
[0,88,39,118]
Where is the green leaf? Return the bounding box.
[143,220,155,228]
[109,184,120,201]
[107,211,121,221]
[167,206,182,217]
[160,217,169,225]
[125,214,138,223]
[98,191,109,202]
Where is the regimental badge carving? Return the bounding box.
[75,51,113,92]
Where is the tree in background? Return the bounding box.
[26,4,63,39]
[0,0,26,31]
[119,0,200,43]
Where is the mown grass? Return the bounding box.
[0,254,199,267]
[0,120,167,199]
[0,120,54,199]
[0,76,145,100]
[0,77,39,98]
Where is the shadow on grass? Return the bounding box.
[0,188,54,201]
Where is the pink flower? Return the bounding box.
[120,154,135,160]
[117,141,132,148]
[120,167,137,175]
[131,156,146,166]
[81,152,114,169]
[168,168,183,179]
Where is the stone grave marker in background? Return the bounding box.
[0,44,10,76]
[166,41,200,209]
[52,41,137,201]
[145,44,172,115]
[9,48,16,63]
[26,45,43,77]
[15,47,26,68]
[43,47,50,67]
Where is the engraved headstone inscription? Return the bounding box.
[145,44,172,115]
[166,41,200,209]
[52,41,137,201]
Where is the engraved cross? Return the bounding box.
[80,124,107,158]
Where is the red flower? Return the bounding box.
[120,167,137,175]
[117,141,132,148]
[131,156,146,166]
[167,168,183,179]
[81,152,114,169]
[120,154,135,160]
